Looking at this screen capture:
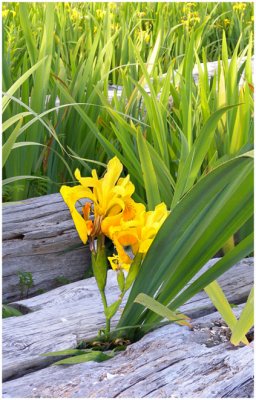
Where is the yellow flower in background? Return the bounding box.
[144,32,151,44]
[233,3,247,12]
[109,2,117,11]
[135,28,151,44]
[96,9,106,19]
[60,157,135,244]
[181,16,189,26]
[2,9,9,17]
[181,11,200,27]
[224,18,230,27]
[111,23,120,32]
[71,8,81,21]
[182,2,197,13]
[137,11,146,18]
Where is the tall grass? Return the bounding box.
[2,2,254,201]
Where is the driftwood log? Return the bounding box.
[2,258,254,398]
[3,307,253,398]
[2,193,91,302]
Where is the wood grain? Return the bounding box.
[3,193,91,302]
[2,258,253,385]
[2,304,253,398]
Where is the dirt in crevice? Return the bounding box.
[191,319,254,347]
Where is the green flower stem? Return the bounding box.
[99,289,111,335]
[91,234,110,335]
[107,253,144,326]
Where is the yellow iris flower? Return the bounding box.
[61,156,169,273]
[107,203,169,270]
[60,157,136,244]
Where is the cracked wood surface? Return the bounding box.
[2,305,254,398]
[3,193,91,302]
[2,258,253,388]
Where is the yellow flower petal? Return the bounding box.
[75,169,97,188]
[108,254,131,272]
[139,239,153,254]
[108,255,120,270]
[102,156,123,191]
[60,185,94,244]
[114,239,133,265]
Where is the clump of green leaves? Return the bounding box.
[17,271,34,299]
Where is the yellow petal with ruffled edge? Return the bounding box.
[138,203,169,253]
[146,203,169,226]
[75,158,125,219]
[74,169,96,188]
[114,176,135,198]
[60,185,95,244]
[101,199,145,238]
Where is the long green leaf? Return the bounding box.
[230,287,254,346]
[134,293,191,327]
[41,349,92,357]
[2,118,23,167]
[169,233,253,310]
[53,351,112,365]
[19,3,38,66]
[118,154,253,328]
[126,30,162,113]
[2,57,47,112]
[172,105,238,208]
[3,175,49,186]
[2,112,31,133]
[137,130,161,209]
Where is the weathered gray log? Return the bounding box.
[2,258,253,386]
[2,304,253,398]
[3,193,91,302]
